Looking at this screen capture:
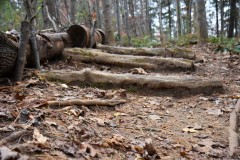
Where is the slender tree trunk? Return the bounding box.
[168,0,172,39]
[124,0,131,45]
[102,0,115,44]
[220,0,224,39]
[176,0,182,38]
[24,0,40,69]
[196,0,208,42]
[145,0,151,36]
[228,0,237,38]
[43,0,58,29]
[116,0,121,42]
[14,21,30,81]
[193,1,197,34]
[185,0,192,34]
[128,0,137,37]
[96,0,102,29]
[215,0,219,37]
[235,8,239,36]
[70,0,76,24]
[157,0,163,36]
[140,0,145,35]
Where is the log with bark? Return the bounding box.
[96,44,196,60]
[37,99,126,108]
[63,48,195,71]
[229,99,240,157]
[38,69,223,95]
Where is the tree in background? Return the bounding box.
[196,0,208,42]
[102,0,115,44]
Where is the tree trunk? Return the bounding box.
[176,0,182,38]
[42,0,58,29]
[168,0,172,39]
[184,0,192,34]
[70,0,77,24]
[96,0,102,29]
[215,0,219,37]
[228,0,237,38]
[63,48,195,71]
[196,0,208,42]
[157,0,163,37]
[116,0,121,42]
[97,44,196,59]
[124,0,131,45]
[128,0,137,37]
[24,0,40,69]
[102,0,115,44]
[220,0,224,39]
[14,21,30,81]
[145,0,151,36]
[38,69,223,96]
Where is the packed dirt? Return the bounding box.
[0,44,240,159]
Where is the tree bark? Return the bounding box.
[124,0,131,45]
[14,21,30,81]
[157,0,163,37]
[196,0,208,42]
[102,0,115,44]
[220,0,224,41]
[96,0,102,29]
[38,69,223,95]
[63,48,195,71]
[176,0,182,38]
[70,0,77,24]
[96,44,196,59]
[215,0,219,37]
[145,0,151,36]
[116,0,121,42]
[24,0,40,69]
[228,0,237,38]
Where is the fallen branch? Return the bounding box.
[229,99,240,157]
[96,44,196,60]
[38,69,223,95]
[63,48,195,71]
[39,99,127,107]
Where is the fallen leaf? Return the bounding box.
[33,128,48,144]
[79,142,99,157]
[0,146,19,160]
[149,115,161,121]
[206,109,223,116]
[182,128,198,133]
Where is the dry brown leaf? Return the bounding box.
[79,142,99,157]
[33,128,48,144]
[182,128,198,133]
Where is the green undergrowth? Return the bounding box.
[208,36,240,54]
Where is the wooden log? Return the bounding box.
[38,69,223,95]
[39,99,126,108]
[63,48,195,71]
[229,99,240,157]
[96,43,196,60]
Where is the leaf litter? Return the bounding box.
[0,45,238,159]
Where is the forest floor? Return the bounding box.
[0,44,240,159]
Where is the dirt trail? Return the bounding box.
[0,45,239,159]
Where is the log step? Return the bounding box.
[38,69,223,96]
[63,48,195,71]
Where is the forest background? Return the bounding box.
[0,0,239,48]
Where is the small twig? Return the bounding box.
[45,5,58,32]
[0,130,32,145]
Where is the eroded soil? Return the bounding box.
[0,44,240,159]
